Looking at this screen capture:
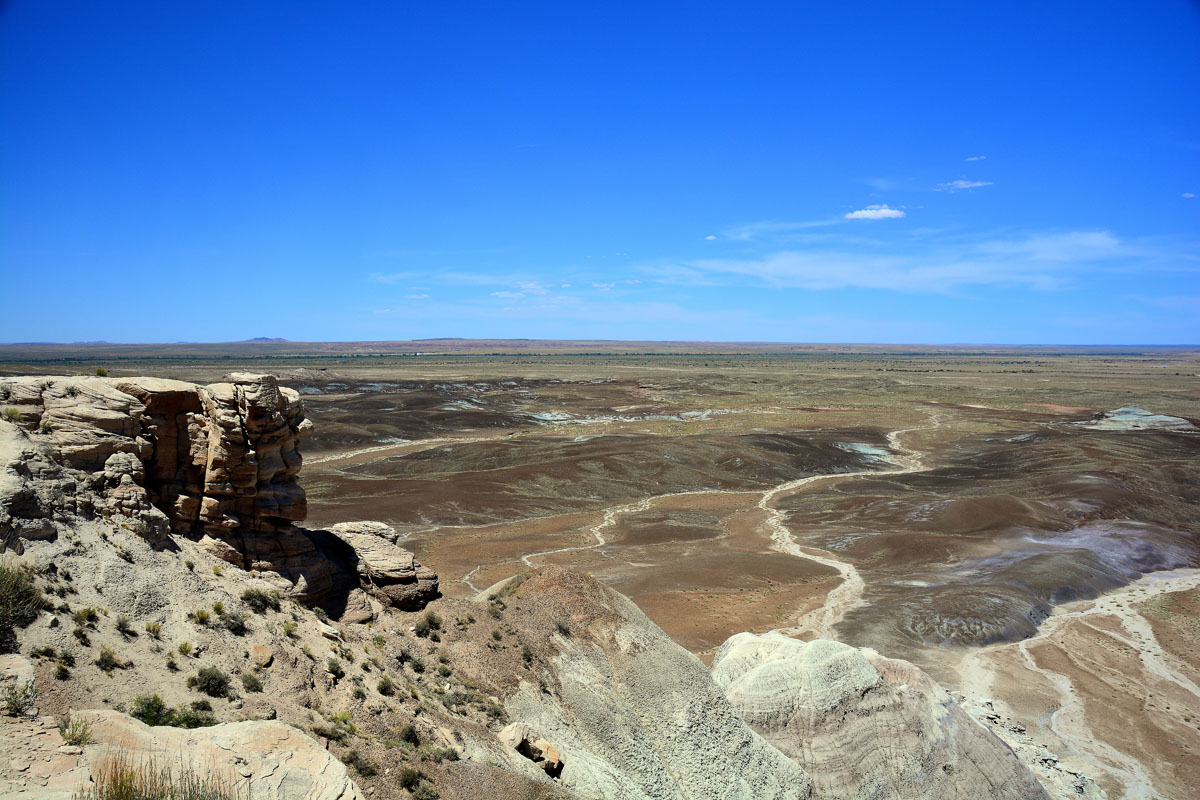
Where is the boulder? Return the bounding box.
[325,521,439,610]
[78,710,366,799]
[499,722,564,778]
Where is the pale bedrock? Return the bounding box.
[711,632,1048,800]
[76,710,365,800]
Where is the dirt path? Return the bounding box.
[761,416,940,638]
[465,413,943,637]
[306,435,500,467]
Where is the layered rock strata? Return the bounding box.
[0,374,437,613]
[711,632,1048,800]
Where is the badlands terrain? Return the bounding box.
[0,341,1198,799]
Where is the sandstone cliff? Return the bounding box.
[0,374,437,615]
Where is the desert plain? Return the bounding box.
[1,340,1198,799]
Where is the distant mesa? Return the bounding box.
[241,337,289,343]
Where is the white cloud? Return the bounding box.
[936,179,993,192]
[844,204,906,220]
[664,230,1167,293]
[725,219,843,240]
[705,235,718,241]
[592,282,615,290]
[1184,192,1196,199]
[404,293,430,300]
[490,291,524,299]
[964,155,987,161]
[517,281,549,294]
[368,272,415,284]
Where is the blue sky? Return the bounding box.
[1,1,1197,344]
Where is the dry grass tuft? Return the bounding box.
[74,752,247,800]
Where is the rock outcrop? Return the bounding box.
[499,722,565,778]
[0,374,437,614]
[710,632,1048,800]
[324,521,439,610]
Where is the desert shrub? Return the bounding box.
[485,701,507,722]
[1,560,43,653]
[310,722,350,744]
[212,566,223,577]
[72,607,99,626]
[1,407,20,423]
[413,617,431,638]
[116,615,135,637]
[189,609,210,626]
[408,656,425,674]
[184,560,195,572]
[399,723,420,745]
[130,694,173,726]
[490,629,502,642]
[411,782,439,800]
[73,752,246,800]
[420,746,459,764]
[95,646,126,672]
[555,618,571,637]
[240,589,280,614]
[2,678,37,715]
[282,620,298,638]
[59,715,93,745]
[423,611,442,630]
[397,766,423,790]
[326,658,344,679]
[145,622,163,639]
[340,749,378,777]
[521,644,533,665]
[178,641,192,656]
[55,664,72,680]
[193,667,230,698]
[437,665,451,678]
[377,675,396,696]
[94,368,108,377]
[240,673,263,693]
[219,611,247,636]
[172,706,217,729]
[72,627,90,646]
[212,602,224,616]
